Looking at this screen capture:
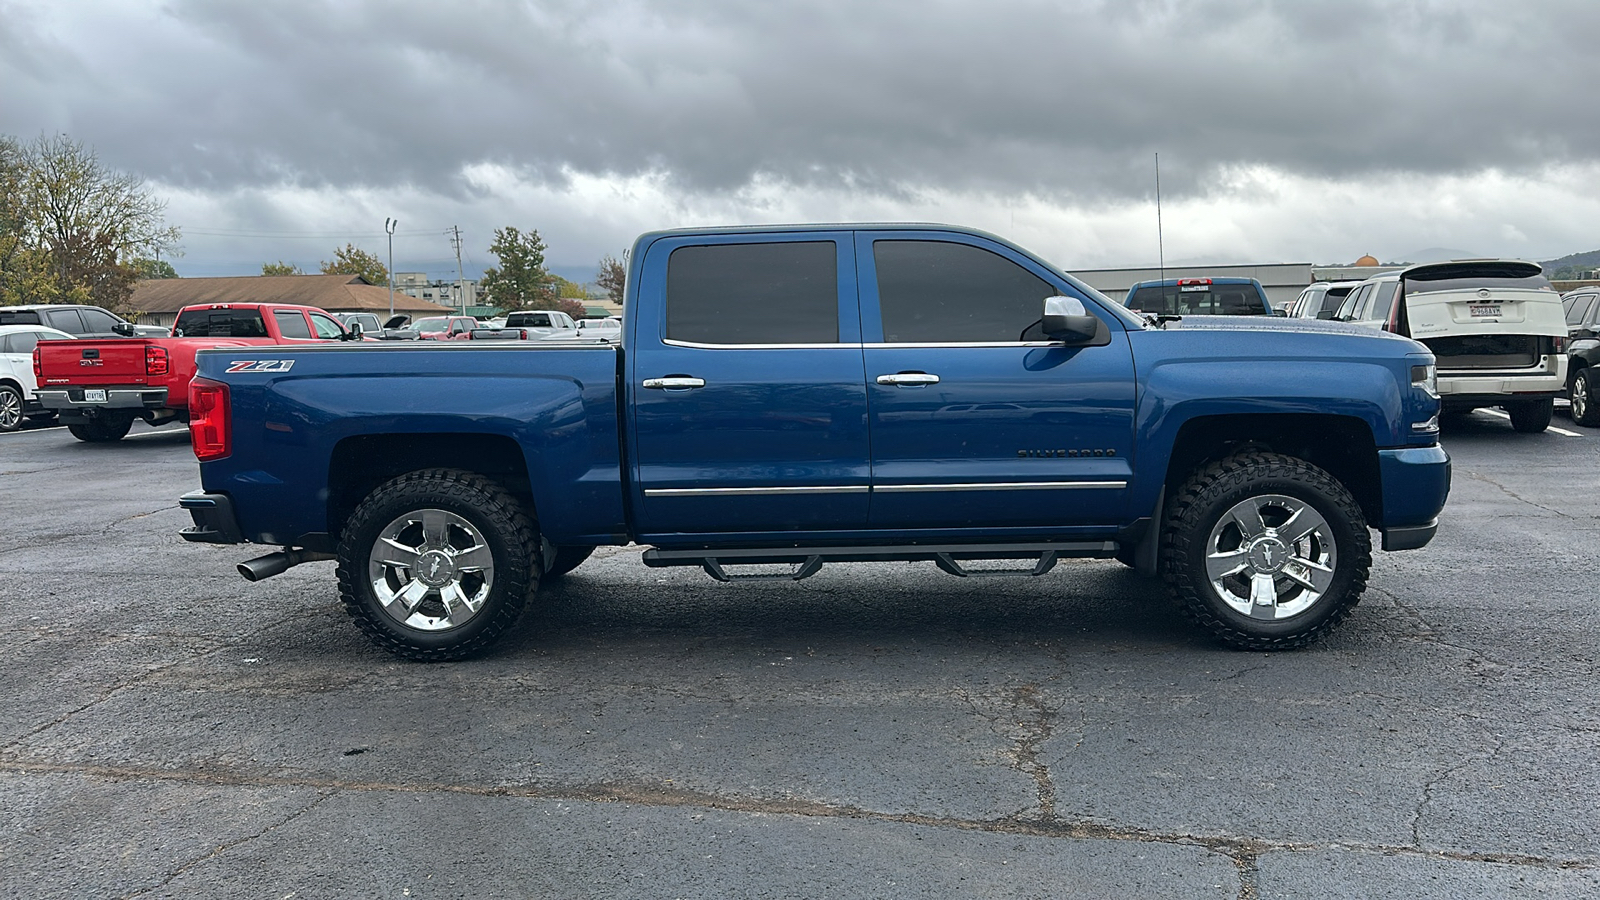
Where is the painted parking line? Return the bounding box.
[1476,408,1585,437]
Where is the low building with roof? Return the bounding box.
[126,275,452,328]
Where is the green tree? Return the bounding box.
[261,260,304,276]
[596,252,626,305]
[554,275,588,299]
[481,226,557,310]
[320,243,387,285]
[1,134,179,312]
[131,257,178,279]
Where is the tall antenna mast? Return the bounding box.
[1155,152,1166,289]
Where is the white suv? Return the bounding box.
[1337,260,1567,433]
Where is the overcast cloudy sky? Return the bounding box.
[5,0,1599,280]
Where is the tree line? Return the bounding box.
[269,229,626,319]
[2,131,628,317]
[0,134,180,312]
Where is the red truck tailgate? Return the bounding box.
[38,339,157,387]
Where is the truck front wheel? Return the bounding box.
[336,469,540,661]
[1160,452,1371,650]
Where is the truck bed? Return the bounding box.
[191,341,626,549]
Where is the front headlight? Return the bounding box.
[1411,363,1438,399]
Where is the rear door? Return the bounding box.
[857,232,1136,531]
[628,232,870,539]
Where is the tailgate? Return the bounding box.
[37,339,155,387]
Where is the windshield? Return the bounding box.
[1126,283,1266,316]
[413,317,449,333]
[173,308,268,338]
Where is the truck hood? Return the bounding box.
[1150,315,1412,341]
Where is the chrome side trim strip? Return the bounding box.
[874,481,1128,493]
[865,341,1064,349]
[647,481,1127,497]
[645,485,871,497]
[662,339,861,350]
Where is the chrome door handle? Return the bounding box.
[876,373,940,386]
[642,376,706,389]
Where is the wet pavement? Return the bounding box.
[1,412,1596,898]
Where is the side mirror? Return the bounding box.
[1041,296,1100,343]
[345,322,364,340]
[111,322,136,337]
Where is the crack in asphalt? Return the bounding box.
[0,643,230,750]
[1410,731,1509,850]
[3,756,1591,873]
[1368,587,1511,671]
[1006,683,1057,820]
[1462,470,1578,519]
[117,789,337,900]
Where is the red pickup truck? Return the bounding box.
[35,302,358,442]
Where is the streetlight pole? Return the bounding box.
[384,217,398,319]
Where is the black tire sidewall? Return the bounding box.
[338,472,537,658]
[0,385,22,432]
[1574,370,1600,427]
[1165,455,1370,645]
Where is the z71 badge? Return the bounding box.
[226,360,295,373]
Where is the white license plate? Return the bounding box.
[83,389,106,403]
[1469,305,1502,317]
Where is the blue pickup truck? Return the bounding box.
[179,224,1449,660]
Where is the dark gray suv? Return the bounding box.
[0,304,166,338]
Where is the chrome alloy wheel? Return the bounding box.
[1573,375,1591,422]
[1204,494,1337,620]
[368,508,495,631]
[0,388,21,431]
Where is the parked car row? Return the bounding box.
[1285,261,1568,433]
[2,302,624,437]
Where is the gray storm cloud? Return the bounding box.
[6,0,1598,204]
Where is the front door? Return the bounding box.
[857,233,1137,532]
[629,233,871,540]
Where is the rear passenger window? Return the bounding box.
[874,240,1055,342]
[274,311,313,338]
[667,241,838,344]
[1368,282,1399,321]
[44,309,86,334]
[1566,294,1595,326]
[3,332,40,353]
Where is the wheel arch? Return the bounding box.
[327,433,536,541]
[1162,413,1383,527]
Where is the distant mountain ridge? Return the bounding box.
[1539,249,1600,275]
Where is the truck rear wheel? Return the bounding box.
[66,415,135,442]
[1160,452,1371,651]
[336,468,540,661]
[543,545,596,579]
[1507,398,1552,434]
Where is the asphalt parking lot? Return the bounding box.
[2,412,1597,899]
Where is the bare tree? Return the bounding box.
[6,134,180,310]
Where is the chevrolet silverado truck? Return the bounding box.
[36,302,359,442]
[178,224,1450,660]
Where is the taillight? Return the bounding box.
[520,329,529,339]
[189,378,231,461]
[1551,336,1566,354]
[32,347,41,379]
[145,345,169,376]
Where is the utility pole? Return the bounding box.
[385,217,398,319]
[449,226,466,315]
